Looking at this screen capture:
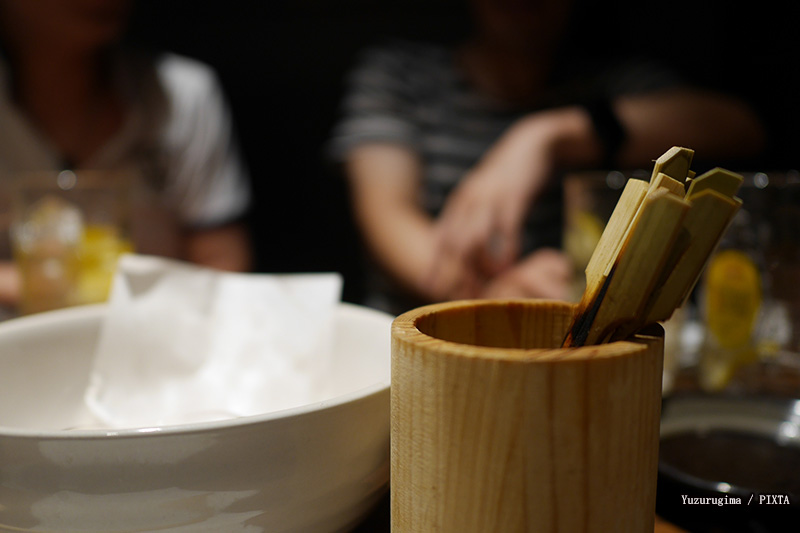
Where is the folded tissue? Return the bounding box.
[85,254,343,428]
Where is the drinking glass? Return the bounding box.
[696,171,800,394]
[10,170,134,315]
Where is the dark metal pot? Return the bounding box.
[657,394,800,532]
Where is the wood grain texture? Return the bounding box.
[391,299,663,533]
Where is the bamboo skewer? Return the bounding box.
[563,189,689,346]
[583,178,649,293]
[644,169,743,315]
[651,146,694,182]
[686,167,744,199]
[563,148,743,347]
[649,172,686,196]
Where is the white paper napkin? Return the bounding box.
[84,254,343,428]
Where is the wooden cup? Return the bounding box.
[391,299,663,532]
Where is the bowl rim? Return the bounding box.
[0,302,392,440]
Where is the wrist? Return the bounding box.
[581,99,627,168]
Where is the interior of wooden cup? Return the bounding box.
[412,300,575,350]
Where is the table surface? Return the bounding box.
[351,493,687,532]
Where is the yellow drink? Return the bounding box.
[11,170,135,314]
[14,224,132,314]
[75,224,134,305]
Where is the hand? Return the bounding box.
[480,248,572,300]
[426,110,582,297]
[424,250,486,302]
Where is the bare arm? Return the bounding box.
[184,222,253,272]
[435,88,767,276]
[614,88,766,166]
[347,143,482,302]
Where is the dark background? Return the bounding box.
[124,0,800,305]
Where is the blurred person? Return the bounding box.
[0,0,252,308]
[329,0,766,315]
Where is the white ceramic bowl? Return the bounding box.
[0,303,393,532]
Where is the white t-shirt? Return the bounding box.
[0,52,250,259]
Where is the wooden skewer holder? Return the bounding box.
[391,299,663,533]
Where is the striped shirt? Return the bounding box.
[329,41,680,314]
